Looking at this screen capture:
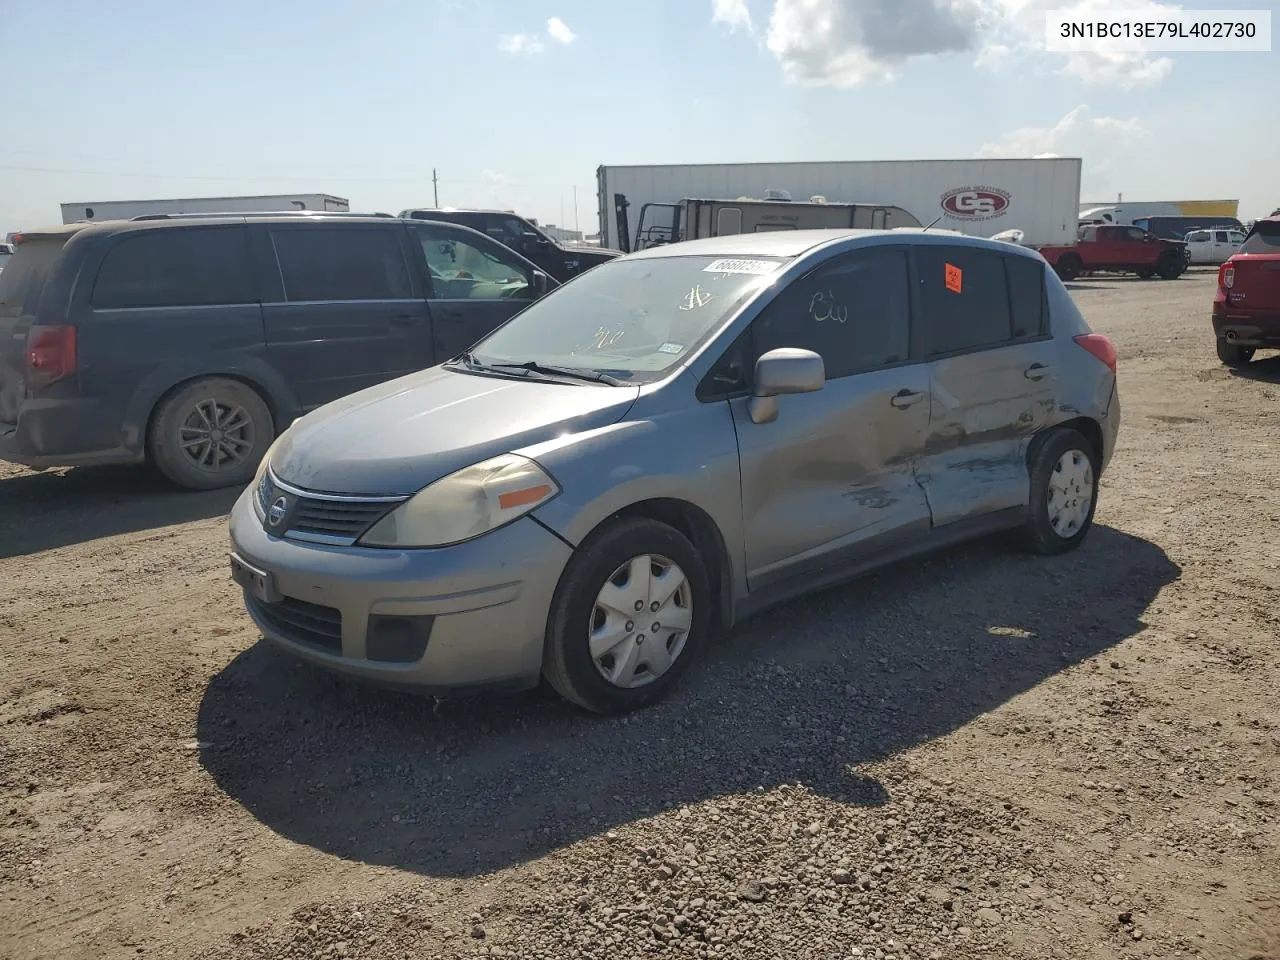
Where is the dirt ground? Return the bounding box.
[2,268,1278,960]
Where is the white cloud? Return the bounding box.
[765,0,986,87]
[977,0,1175,89]
[722,0,1179,88]
[498,33,545,55]
[978,105,1148,197]
[712,0,754,32]
[547,17,576,44]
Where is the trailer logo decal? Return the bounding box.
[940,186,1011,221]
[945,263,963,294]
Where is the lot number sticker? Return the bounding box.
[945,262,963,294]
[703,258,782,276]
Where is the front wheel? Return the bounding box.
[543,517,711,714]
[1135,268,1154,280]
[1216,340,1255,367]
[1054,255,1082,282]
[1020,429,1099,556]
[1157,255,1184,280]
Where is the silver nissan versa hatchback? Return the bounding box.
[229,229,1120,713]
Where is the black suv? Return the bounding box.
[0,214,555,489]
[399,208,620,282]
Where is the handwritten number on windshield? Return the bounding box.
[809,290,848,324]
[679,284,715,311]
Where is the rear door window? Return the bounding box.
[915,246,1013,356]
[270,226,412,302]
[92,228,255,309]
[752,247,911,379]
[0,238,68,318]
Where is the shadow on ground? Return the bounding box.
[198,525,1178,878]
[0,465,238,559]
[1229,354,1280,385]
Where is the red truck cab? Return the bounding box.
[1037,224,1188,282]
[1213,216,1280,366]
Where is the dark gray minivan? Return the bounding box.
[0,214,554,488]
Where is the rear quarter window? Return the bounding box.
[1240,227,1280,254]
[92,227,256,309]
[0,238,69,319]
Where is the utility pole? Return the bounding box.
[432,168,439,207]
[573,185,579,234]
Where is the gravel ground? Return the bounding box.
[2,268,1278,960]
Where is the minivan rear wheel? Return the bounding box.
[543,517,710,714]
[149,377,274,490]
[1021,428,1098,555]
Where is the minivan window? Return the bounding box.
[92,228,256,309]
[470,254,787,381]
[271,226,412,302]
[0,238,69,319]
[752,248,910,379]
[916,246,1013,356]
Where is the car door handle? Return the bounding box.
[390,313,416,327]
[1024,363,1052,381]
[890,389,925,409]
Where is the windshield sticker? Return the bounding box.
[809,290,849,325]
[945,262,963,294]
[679,284,715,311]
[658,341,684,355]
[703,258,782,276]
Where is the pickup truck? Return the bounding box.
[1037,224,1188,282]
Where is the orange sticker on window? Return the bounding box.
[945,263,963,294]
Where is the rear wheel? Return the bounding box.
[1157,254,1184,280]
[1020,428,1098,556]
[148,377,274,490]
[1054,255,1082,282]
[543,517,710,714]
[1216,340,1255,367]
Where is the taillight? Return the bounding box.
[1220,263,1235,289]
[1073,333,1116,374]
[25,325,78,389]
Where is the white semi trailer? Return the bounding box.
[597,158,1082,253]
[59,193,350,224]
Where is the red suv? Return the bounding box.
[1213,216,1280,366]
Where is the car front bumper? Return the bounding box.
[227,487,573,694]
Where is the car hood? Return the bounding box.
[562,245,622,261]
[270,366,640,496]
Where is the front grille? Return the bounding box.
[251,595,342,653]
[258,469,406,545]
[291,499,394,539]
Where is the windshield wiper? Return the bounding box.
[451,353,624,386]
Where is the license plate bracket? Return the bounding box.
[230,553,280,604]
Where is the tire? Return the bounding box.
[1216,340,1255,367]
[543,517,711,714]
[1054,255,1082,282]
[1135,268,1154,280]
[1020,428,1099,556]
[148,377,275,490]
[1156,255,1184,280]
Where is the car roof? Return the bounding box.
[624,228,1043,261]
[402,208,522,217]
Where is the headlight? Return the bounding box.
[358,454,559,548]
[250,438,283,519]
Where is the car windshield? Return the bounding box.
[467,254,788,381]
[1240,224,1280,254]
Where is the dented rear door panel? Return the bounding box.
[919,339,1059,527]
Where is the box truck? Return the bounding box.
[59,193,350,224]
[597,158,1081,253]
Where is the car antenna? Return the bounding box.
[921,216,943,232]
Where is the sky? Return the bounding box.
[1,0,1276,238]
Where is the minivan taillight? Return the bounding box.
[1073,333,1117,374]
[25,325,78,390]
[1220,263,1235,289]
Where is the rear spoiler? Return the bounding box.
[1244,217,1280,241]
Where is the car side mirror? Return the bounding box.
[1143,234,1154,242]
[748,347,825,424]
[531,271,551,297]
